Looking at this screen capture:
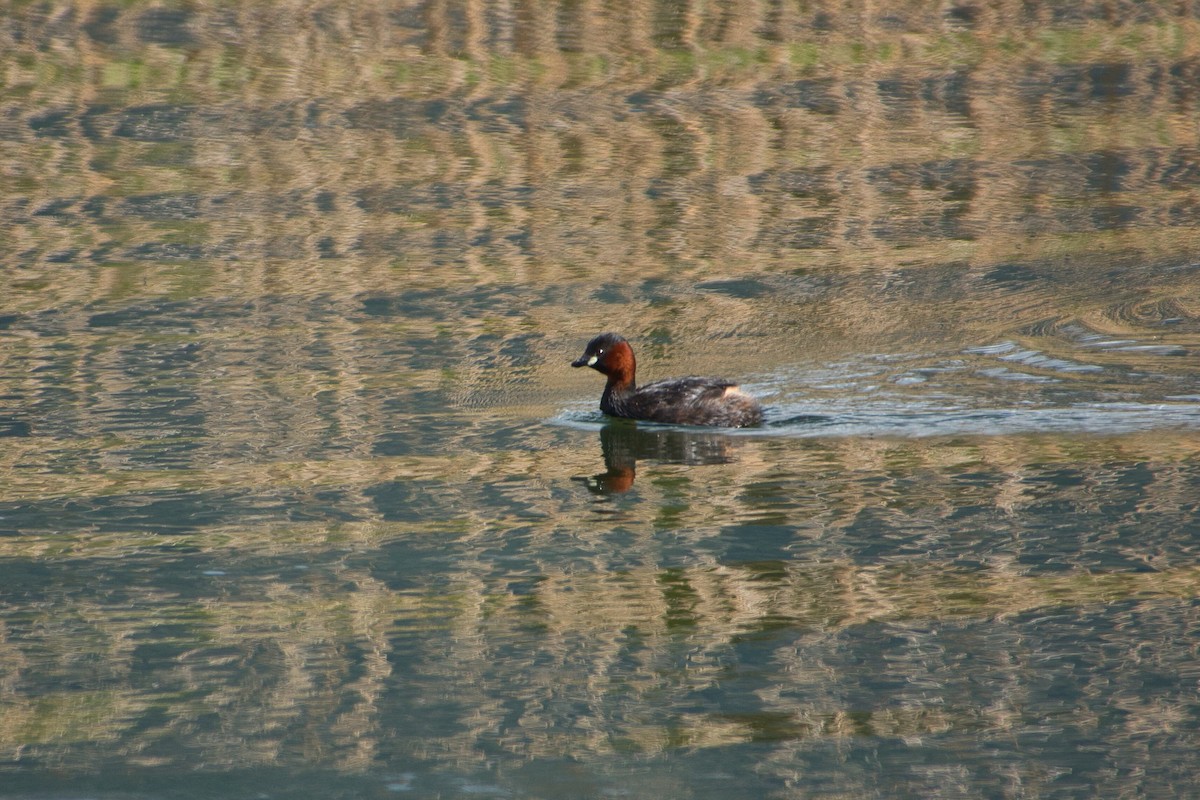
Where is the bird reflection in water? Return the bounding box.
[574,420,743,494]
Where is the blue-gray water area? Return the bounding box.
[3,3,1200,799]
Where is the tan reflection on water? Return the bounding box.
[3,2,1200,790]
[4,2,1200,310]
[1,538,1199,766]
[1,427,1199,768]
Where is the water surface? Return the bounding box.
[3,3,1200,798]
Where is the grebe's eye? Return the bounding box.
[597,349,604,355]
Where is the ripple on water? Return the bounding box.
[555,402,1200,439]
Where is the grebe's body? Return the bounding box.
[572,333,763,428]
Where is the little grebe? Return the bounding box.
[572,333,763,428]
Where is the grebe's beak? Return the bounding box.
[571,354,590,368]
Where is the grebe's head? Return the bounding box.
[571,332,635,379]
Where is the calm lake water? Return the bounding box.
[3,3,1200,798]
